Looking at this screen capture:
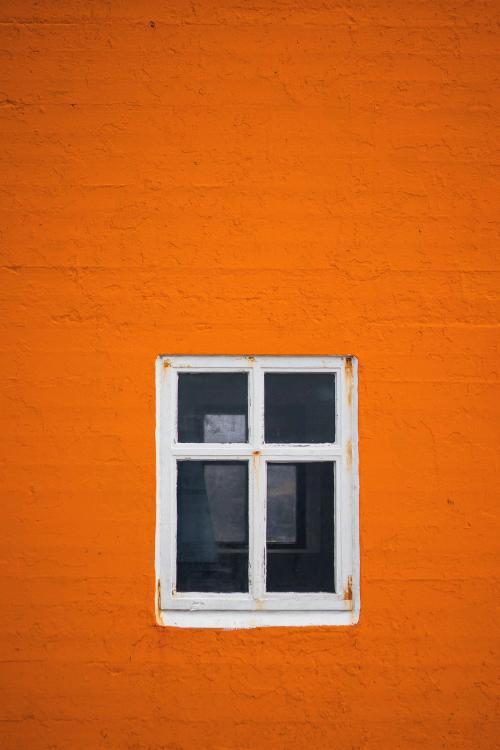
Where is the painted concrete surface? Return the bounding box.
[0,1,499,748]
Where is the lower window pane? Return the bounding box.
[177,461,249,593]
[266,462,335,592]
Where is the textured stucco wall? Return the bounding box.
[1,1,499,748]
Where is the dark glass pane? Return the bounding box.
[178,373,248,443]
[266,462,335,592]
[267,464,298,544]
[264,373,335,443]
[177,461,248,592]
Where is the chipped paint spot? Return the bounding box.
[246,355,256,364]
[163,359,171,368]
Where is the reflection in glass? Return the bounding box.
[266,462,335,592]
[264,373,335,443]
[178,373,248,443]
[267,464,298,544]
[177,461,248,592]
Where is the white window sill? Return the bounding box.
[156,607,360,629]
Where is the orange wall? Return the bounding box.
[1,1,499,748]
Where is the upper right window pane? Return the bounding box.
[264,373,336,443]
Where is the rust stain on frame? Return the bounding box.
[344,356,353,407]
[163,359,171,368]
[346,438,353,471]
[155,578,162,617]
[343,575,353,601]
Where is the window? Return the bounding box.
[155,356,359,628]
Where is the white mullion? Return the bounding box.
[252,455,266,599]
[171,444,252,457]
[250,363,265,601]
[252,363,264,448]
[261,449,338,461]
[172,451,252,461]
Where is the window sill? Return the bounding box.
[156,606,359,629]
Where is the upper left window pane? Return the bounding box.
[178,373,248,443]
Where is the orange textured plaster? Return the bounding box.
[1,1,499,748]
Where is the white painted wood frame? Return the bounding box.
[155,355,359,628]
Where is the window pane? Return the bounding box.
[264,373,335,443]
[266,462,335,592]
[178,373,248,443]
[267,464,298,544]
[177,461,248,593]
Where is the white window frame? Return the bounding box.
[155,355,359,628]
